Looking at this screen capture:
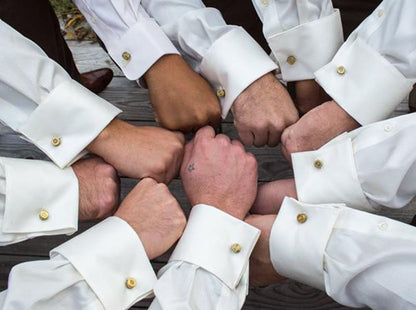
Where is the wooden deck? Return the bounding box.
[0,40,414,309]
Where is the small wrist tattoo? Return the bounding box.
[188,163,195,172]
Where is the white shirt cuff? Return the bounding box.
[17,80,121,168]
[107,19,179,80]
[270,197,344,290]
[0,158,78,245]
[51,216,156,310]
[268,9,343,81]
[200,27,278,118]
[292,137,375,212]
[315,37,414,125]
[169,204,260,289]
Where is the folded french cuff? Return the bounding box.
[17,80,121,168]
[169,204,260,289]
[107,19,179,80]
[52,217,156,310]
[292,138,375,212]
[268,9,344,81]
[1,157,78,238]
[315,37,414,125]
[270,197,344,290]
[200,27,278,118]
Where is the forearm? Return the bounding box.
[0,20,121,168]
[270,198,416,309]
[0,217,156,309]
[0,157,78,245]
[315,0,416,125]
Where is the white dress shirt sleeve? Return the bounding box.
[141,0,278,118]
[72,0,179,80]
[292,112,416,212]
[315,0,416,125]
[270,197,416,309]
[149,204,260,310]
[0,157,78,246]
[252,0,344,81]
[0,19,121,168]
[0,217,157,310]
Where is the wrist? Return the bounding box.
[87,118,124,154]
[144,54,184,84]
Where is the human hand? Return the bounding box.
[115,178,186,259]
[145,54,221,132]
[245,214,285,286]
[281,100,360,163]
[251,179,297,215]
[294,80,330,116]
[87,119,185,183]
[72,157,120,221]
[231,72,299,147]
[180,126,258,220]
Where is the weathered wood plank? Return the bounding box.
[68,40,123,77]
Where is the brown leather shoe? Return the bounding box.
[409,84,416,113]
[80,68,113,94]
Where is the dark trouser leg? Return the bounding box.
[0,0,81,81]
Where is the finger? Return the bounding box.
[253,130,268,148]
[250,179,297,215]
[173,131,186,145]
[267,129,282,148]
[280,143,292,165]
[231,139,246,152]
[208,115,221,131]
[238,129,254,146]
[194,125,216,143]
[215,133,231,145]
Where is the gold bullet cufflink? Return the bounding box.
[39,209,49,221]
[125,277,136,289]
[231,243,242,254]
[297,213,307,224]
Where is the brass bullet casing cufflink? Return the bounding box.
[231,243,242,254]
[51,137,61,147]
[39,209,49,221]
[337,66,346,75]
[297,213,307,224]
[216,89,226,98]
[287,56,296,65]
[314,160,323,169]
[125,277,136,289]
[122,52,131,61]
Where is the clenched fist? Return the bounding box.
[281,100,360,163]
[180,126,258,220]
[145,55,221,132]
[72,157,120,221]
[232,72,299,147]
[88,119,185,183]
[115,178,186,259]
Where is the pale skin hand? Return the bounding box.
[281,100,360,163]
[115,178,186,260]
[180,126,258,220]
[295,80,331,116]
[72,157,120,221]
[144,54,221,133]
[87,118,185,184]
[251,179,297,215]
[245,214,285,286]
[231,72,299,147]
